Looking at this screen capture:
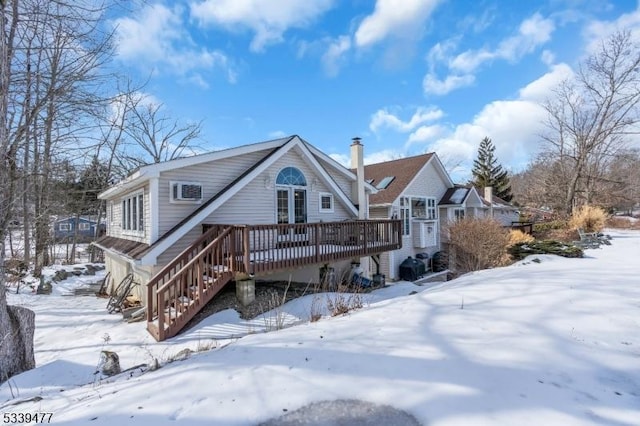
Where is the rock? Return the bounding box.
[36,280,52,295]
[52,270,68,282]
[70,270,83,276]
[100,351,121,376]
[0,304,36,383]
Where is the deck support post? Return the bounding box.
[236,277,255,306]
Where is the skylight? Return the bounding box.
[376,176,395,189]
[450,188,468,204]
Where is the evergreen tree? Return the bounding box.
[471,137,513,202]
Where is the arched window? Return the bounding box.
[276,167,307,186]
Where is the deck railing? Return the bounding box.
[234,220,402,275]
[146,219,401,341]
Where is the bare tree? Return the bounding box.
[1,0,36,384]
[118,100,203,169]
[540,31,640,214]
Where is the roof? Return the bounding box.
[92,236,150,260]
[54,216,98,223]
[363,153,435,205]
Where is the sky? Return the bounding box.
[108,0,640,180]
[3,227,639,424]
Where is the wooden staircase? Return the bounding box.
[146,226,237,341]
[145,219,402,341]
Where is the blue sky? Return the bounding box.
[110,0,640,180]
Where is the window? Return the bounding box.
[319,192,334,213]
[400,197,410,236]
[454,208,465,220]
[59,223,71,231]
[170,181,202,203]
[79,222,90,231]
[122,192,144,233]
[427,197,437,220]
[276,167,307,186]
[411,197,427,218]
[410,197,437,220]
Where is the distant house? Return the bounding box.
[53,216,103,243]
[438,185,486,222]
[94,135,402,341]
[363,153,454,280]
[479,187,520,226]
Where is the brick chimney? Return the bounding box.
[351,137,366,219]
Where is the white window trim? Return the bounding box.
[400,196,410,237]
[169,181,203,204]
[406,195,438,221]
[78,222,90,231]
[59,223,71,231]
[121,190,145,236]
[319,192,334,213]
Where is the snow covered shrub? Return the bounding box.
[508,230,534,246]
[569,205,607,233]
[444,218,510,274]
[508,240,584,260]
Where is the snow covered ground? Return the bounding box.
[1,229,639,425]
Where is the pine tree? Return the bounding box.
[471,137,513,202]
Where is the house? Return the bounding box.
[53,216,103,243]
[362,153,454,280]
[479,187,520,226]
[438,185,487,222]
[93,135,401,341]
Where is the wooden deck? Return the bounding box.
[146,220,401,341]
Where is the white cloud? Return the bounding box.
[583,6,640,53]
[113,4,235,86]
[423,73,475,95]
[268,130,287,139]
[519,63,574,102]
[354,0,441,48]
[540,49,555,66]
[370,106,443,133]
[322,36,352,77]
[364,150,405,165]
[449,13,555,74]
[407,124,445,146]
[190,0,334,52]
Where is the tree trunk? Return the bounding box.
[0,0,36,385]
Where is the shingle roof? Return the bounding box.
[363,153,434,205]
[93,236,150,260]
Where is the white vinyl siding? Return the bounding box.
[157,149,270,237]
[155,146,356,267]
[387,161,451,280]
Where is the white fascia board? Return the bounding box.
[98,137,290,200]
[150,138,289,174]
[429,154,455,188]
[98,170,146,200]
[139,138,295,265]
[304,142,377,194]
[294,139,359,217]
